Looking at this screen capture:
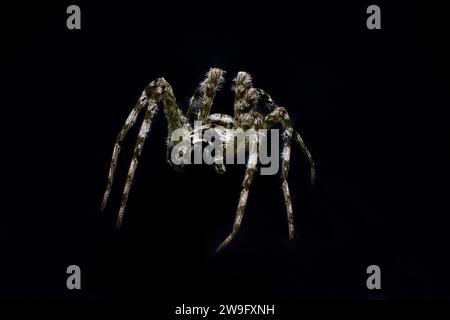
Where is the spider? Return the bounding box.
[101,68,315,252]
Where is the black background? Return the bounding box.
[1,0,449,314]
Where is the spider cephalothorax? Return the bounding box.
[101,68,315,252]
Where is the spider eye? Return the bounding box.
[179,150,184,157]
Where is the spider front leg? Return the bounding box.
[101,96,146,211]
[102,78,189,228]
[186,68,225,122]
[216,133,259,253]
[117,99,159,227]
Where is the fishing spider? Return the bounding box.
[101,68,315,252]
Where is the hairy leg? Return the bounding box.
[233,71,253,123]
[265,105,316,240]
[294,130,315,186]
[265,106,296,239]
[185,68,224,122]
[102,78,189,227]
[116,100,158,227]
[281,129,295,239]
[198,68,224,121]
[265,106,315,186]
[216,135,258,252]
[185,87,201,121]
[101,94,147,211]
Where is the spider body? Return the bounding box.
[101,68,315,252]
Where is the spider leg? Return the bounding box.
[264,100,315,186]
[281,127,316,239]
[185,87,201,121]
[293,130,316,187]
[264,106,297,239]
[186,68,225,122]
[116,99,158,228]
[199,68,225,122]
[216,134,258,253]
[281,130,295,239]
[233,71,253,122]
[103,78,189,227]
[101,91,149,211]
